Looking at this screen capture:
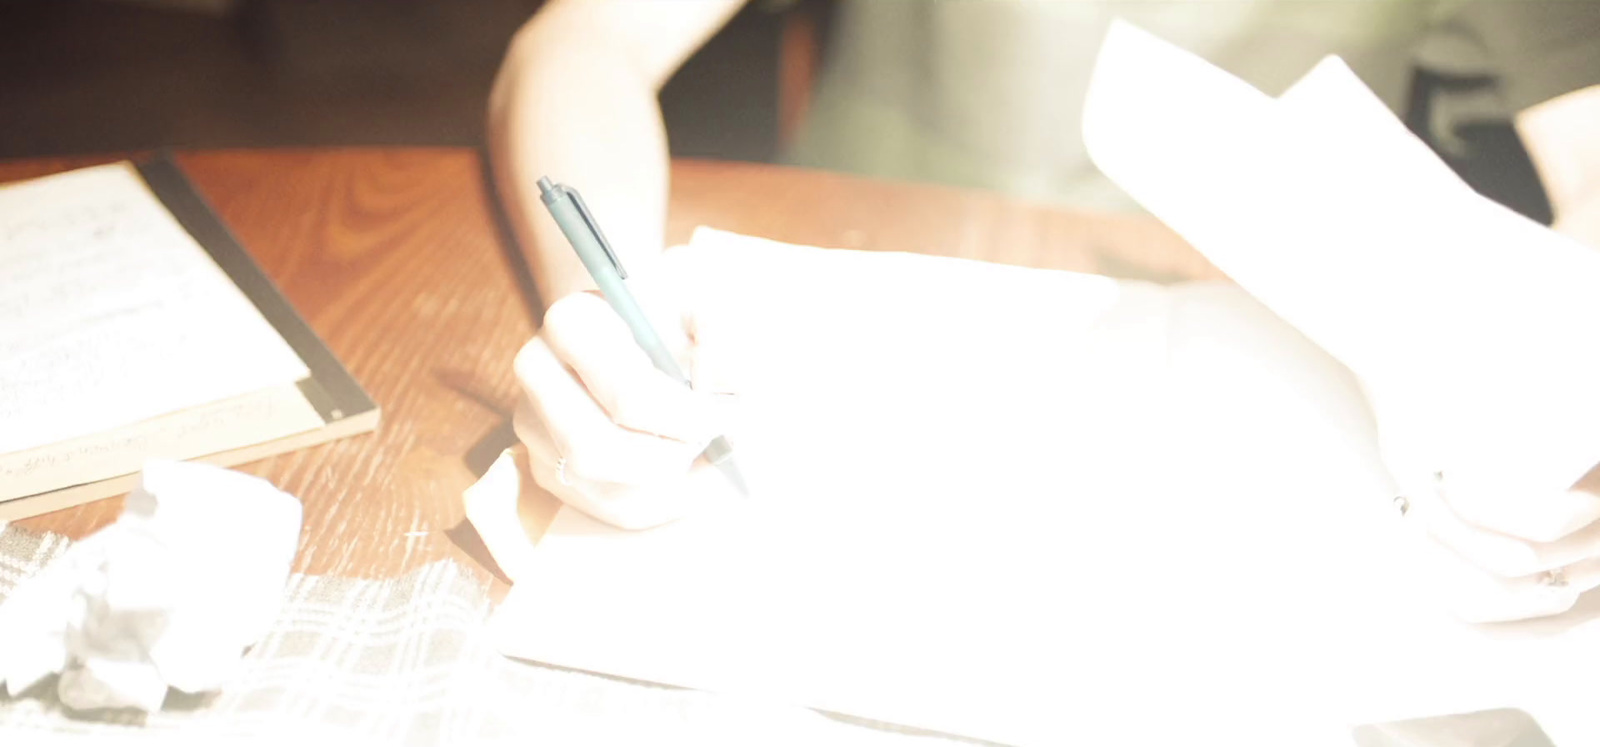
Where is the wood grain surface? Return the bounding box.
[4,149,1216,586]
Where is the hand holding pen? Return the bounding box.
[509,178,746,530]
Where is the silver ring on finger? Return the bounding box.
[556,456,572,486]
[1540,568,1569,588]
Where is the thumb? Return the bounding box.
[617,239,750,396]
[653,229,753,338]
[616,247,706,377]
[1553,187,1600,250]
[651,229,848,392]
[651,234,761,393]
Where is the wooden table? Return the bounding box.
[5,148,1215,586]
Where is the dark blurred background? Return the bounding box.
[0,0,1565,224]
[0,0,823,162]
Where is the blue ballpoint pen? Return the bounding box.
[537,176,746,494]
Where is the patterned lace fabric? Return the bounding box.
[0,524,974,746]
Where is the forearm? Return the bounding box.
[1517,83,1600,247]
[1554,189,1600,249]
[488,13,672,309]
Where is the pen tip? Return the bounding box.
[536,176,555,195]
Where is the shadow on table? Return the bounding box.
[477,148,546,327]
[428,366,522,587]
[448,416,519,588]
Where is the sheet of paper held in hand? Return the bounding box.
[484,24,1600,746]
[0,163,311,499]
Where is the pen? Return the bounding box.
[537,176,746,495]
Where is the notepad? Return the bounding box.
[0,158,379,519]
[475,23,1600,747]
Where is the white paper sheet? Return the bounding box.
[486,24,1600,746]
[0,163,310,456]
[1074,22,1600,743]
[489,232,1446,745]
[1083,22,1600,507]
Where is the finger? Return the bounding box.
[1524,515,1600,573]
[657,242,792,395]
[1411,486,1600,577]
[689,340,747,396]
[1404,501,1600,622]
[621,259,696,361]
[517,400,733,530]
[1411,489,1546,577]
[1440,474,1600,543]
[1444,555,1600,624]
[513,338,706,485]
[657,238,765,343]
[557,460,737,531]
[511,395,559,465]
[541,292,723,444]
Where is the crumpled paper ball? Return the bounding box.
[0,460,303,711]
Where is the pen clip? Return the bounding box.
[562,185,627,279]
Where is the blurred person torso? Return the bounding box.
[783,0,1578,213]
